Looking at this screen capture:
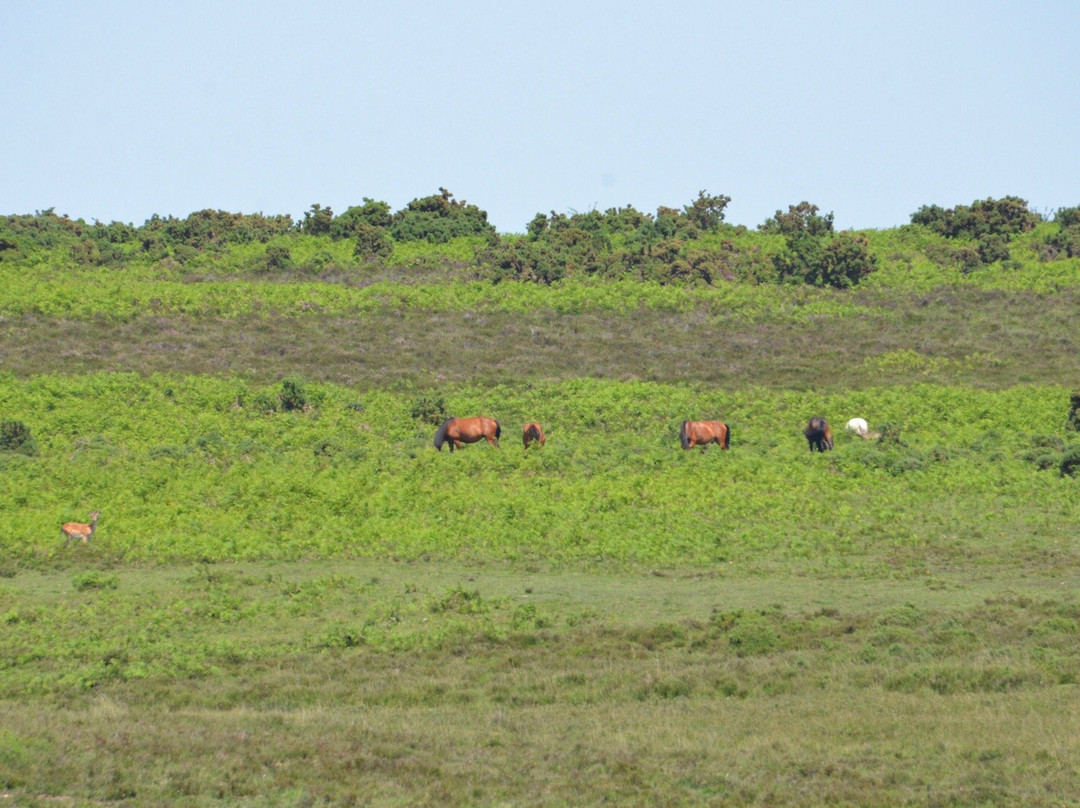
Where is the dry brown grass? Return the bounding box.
[7,689,1076,806]
[2,287,1078,390]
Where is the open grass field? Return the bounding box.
[2,221,1080,805]
[2,560,1079,806]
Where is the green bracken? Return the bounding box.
[1,198,1080,805]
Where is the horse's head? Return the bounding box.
[679,420,691,450]
[433,417,455,451]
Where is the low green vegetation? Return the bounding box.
[1,560,1078,805]
[2,373,1078,570]
[2,191,1080,805]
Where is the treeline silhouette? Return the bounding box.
[2,189,1077,289]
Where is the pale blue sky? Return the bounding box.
[3,1,1078,233]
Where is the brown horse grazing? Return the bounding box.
[679,420,730,451]
[522,422,546,449]
[804,417,834,452]
[433,417,501,452]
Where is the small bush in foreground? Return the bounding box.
[1060,446,1080,477]
[279,376,308,412]
[411,394,449,426]
[1068,390,1080,432]
[0,420,37,456]
[72,571,119,591]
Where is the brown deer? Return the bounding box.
[62,511,101,547]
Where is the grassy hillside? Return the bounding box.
[2,201,1080,806]
[2,373,1078,570]
[3,209,1079,390]
[3,284,1079,390]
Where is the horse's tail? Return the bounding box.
[433,417,454,451]
[494,421,502,441]
[679,420,690,450]
[722,422,731,449]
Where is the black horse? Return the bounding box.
[804,417,834,452]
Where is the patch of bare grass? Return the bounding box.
[3,287,1078,389]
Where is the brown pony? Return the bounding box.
[522,422,546,449]
[433,417,501,452]
[804,417,834,452]
[679,420,730,451]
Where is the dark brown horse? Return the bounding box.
[679,420,730,451]
[522,422,546,449]
[804,417,834,452]
[433,417,501,452]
